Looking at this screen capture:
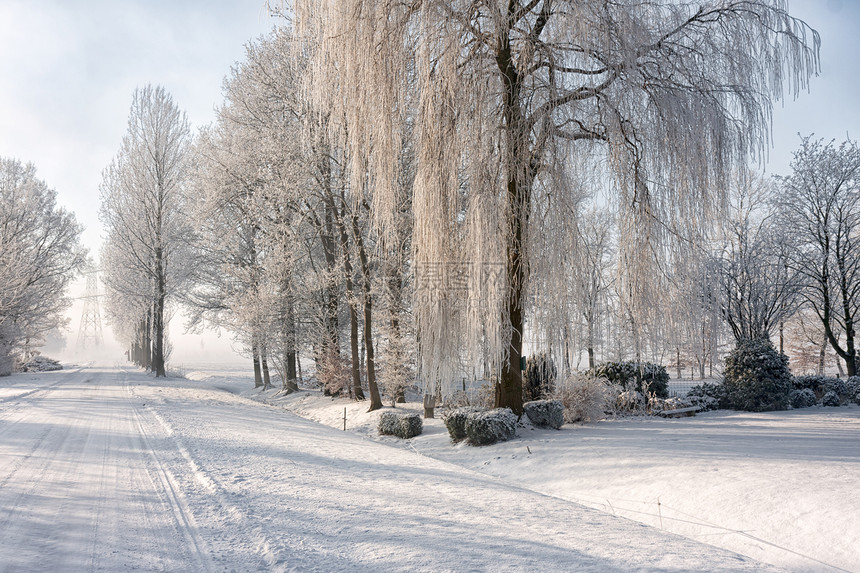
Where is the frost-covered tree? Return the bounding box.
[0,158,85,374]
[191,28,393,408]
[296,0,819,414]
[776,137,860,376]
[188,28,307,390]
[716,171,802,343]
[99,85,192,377]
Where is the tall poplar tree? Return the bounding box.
[100,85,192,377]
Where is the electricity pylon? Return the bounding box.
[77,270,103,350]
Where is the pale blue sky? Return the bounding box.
[0,0,277,255]
[768,0,860,174]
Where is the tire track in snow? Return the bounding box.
[131,384,288,572]
[124,374,215,573]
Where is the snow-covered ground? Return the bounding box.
[0,364,854,572]
[221,373,860,573]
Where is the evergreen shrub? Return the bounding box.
[723,338,792,412]
[789,388,817,409]
[589,361,669,398]
[523,399,564,429]
[442,407,483,442]
[464,408,517,445]
[821,390,841,407]
[378,411,423,439]
[524,352,557,402]
[687,382,728,411]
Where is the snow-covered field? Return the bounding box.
[225,373,860,573]
[0,364,855,572]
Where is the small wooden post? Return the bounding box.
[343,407,347,431]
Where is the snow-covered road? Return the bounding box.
[0,367,778,572]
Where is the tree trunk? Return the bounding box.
[153,275,167,378]
[348,297,363,399]
[818,338,826,376]
[351,214,382,411]
[391,303,406,404]
[779,321,785,354]
[496,280,525,415]
[252,344,263,388]
[144,309,152,371]
[493,19,535,416]
[281,289,299,394]
[333,200,365,401]
[261,347,271,389]
[362,295,382,411]
[322,171,341,357]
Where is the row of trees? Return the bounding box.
[0,158,85,375]
[100,1,850,412]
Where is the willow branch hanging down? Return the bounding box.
[294,0,819,412]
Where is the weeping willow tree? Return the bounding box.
[294,0,818,414]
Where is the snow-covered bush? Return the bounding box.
[21,355,62,372]
[378,411,423,439]
[845,376,860,400]
[793,375,827,393]
[820,390,841,407]
[686,382,729,411]
[823,378,847,397]
[723,338,792,412]
[795,376,848,398]
[589,361,669,398]
[523,399,564,429]
[686,394,719,411]
[650,396,693,412]
[442,406,484,442]
[789,388,816,409]
[464,408,517,445]
[523,352,557,402]
[553,372,617,422]
[616,390,646,413]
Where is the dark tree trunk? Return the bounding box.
[323,206,340,352]
[153,272,167,378]
[282,292,299,394]
[261,347,271,389]
[362,294,381,410]
[818,338,826,376]
[493,32,531,416]
[332,197,365,401]
[252,344,263,388]
[348,295,363,399]
[144,309,152,371]
[352,214,382,411]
